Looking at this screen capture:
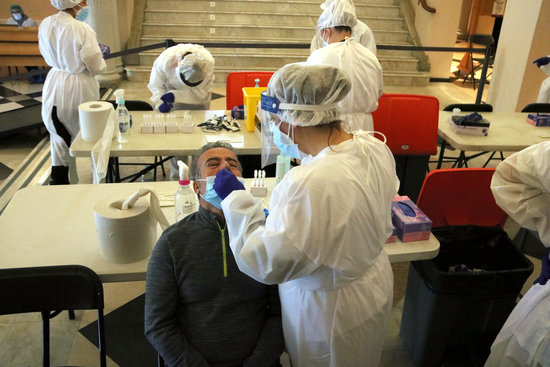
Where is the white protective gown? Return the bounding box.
[536,64,550,103]
[7,16,37,28]
[307,38,383,133]
[222,132,399,367]
[310,20,377,55]
[147,44,214,110]
[39,11,106,167]
[486,141,550,367]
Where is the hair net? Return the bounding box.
[50,0,80,11]
[177,53,206,87]
[316,0,357,31]
[262,62,351,127]
[10,4,23,14]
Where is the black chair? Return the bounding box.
[462,34,495,90]
[434,103,499,168]
[107,100,167,181]
[0,265,106,367]
[521,103,550,113]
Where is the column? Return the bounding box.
[87,0,124,84]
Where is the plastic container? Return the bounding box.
[400,225,534,367]
[243,87,267,132]
[114,89,130,143]
[174,161,197,221]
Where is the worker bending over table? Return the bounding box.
[145,141,284,367]
[212,63,399,367]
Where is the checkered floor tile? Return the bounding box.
[0,84,42,113]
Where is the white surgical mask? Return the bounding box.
[12,13,22,20]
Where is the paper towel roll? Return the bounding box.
[79,101,113,143]
[93,196,157,264]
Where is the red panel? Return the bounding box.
[372,93,439,155]
[225,71,274,110]
[416,168,508,228]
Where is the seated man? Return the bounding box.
[7,4,37,27]
[145,141,284,367]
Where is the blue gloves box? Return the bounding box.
[449,112,490,136]
[391,196,432,242]
[527,113,550,126]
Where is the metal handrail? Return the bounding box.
[419,0,436,13]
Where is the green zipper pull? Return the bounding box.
[216,221,228,277]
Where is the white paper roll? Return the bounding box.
[79,101,113,143]
[93,196,157,264]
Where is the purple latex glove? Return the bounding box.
[99,43,110,59]
[159,101,173,113]
[213,168,245,200]
[533,56,550,68]
[534,248,550,285]
[160,92,175,103]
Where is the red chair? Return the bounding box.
[416,168,508,228]
[225,71,274,110]
[372,93,439,201]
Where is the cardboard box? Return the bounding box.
[449,115,490,136]
[527,113,550,127]
[391,196,432,242]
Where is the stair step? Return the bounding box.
[142,23,410,43]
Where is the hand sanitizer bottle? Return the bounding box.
[175,160,197,221]
[114,89,130,143]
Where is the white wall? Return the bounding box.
[409,0,463,78]
[487,0,543,111]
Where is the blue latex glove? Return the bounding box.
[99,43,110,59]
[533,56,550,68]
[534,248,550,285]
[160,92,175,103]
[158,101,172,113]
[213,168,245,200]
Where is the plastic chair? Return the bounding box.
[416,168,508,228]
[0,265,106,367]
[463,34,495,90]
[372,93,439,202]
[521,103,550,113]
[225,71,274,110]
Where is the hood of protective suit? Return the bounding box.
[10,4,24,15]
[177,53,205,87]
[50,0,80,11]
[316,0,357,30]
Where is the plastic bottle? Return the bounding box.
[175,160,197,221]
[254,78,260,88]
[114,89,130,143]
[275,153,291,185]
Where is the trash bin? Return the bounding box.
[400,225,534,367]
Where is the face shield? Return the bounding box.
[177,53,205,88]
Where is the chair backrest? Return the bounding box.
[108,100,153,111]
[226,71,274,110]
[416,168,508,228]
[470,33,495,47]
[0,265,106,367]
[372,93,439,155]
[521,103,550,113]
[443,103,493,112]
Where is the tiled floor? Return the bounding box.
[0,74,541,367]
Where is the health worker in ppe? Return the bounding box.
[310,0,376,55]
[485,141,550,367]
[212,63,400,367]
[39,0,107,185]
[7,4,37,27]
[148,43,215,181]
[307,0,383,133]
[534,55,550,103]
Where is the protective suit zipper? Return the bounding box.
[216,221,228,277]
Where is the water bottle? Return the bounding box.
[114,89,130,143]
[175,160,197,221]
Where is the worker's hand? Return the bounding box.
[160,92,175,103]
[213,168,245,200]
[99,43,110,59]
[534,248,550,285]
[158,101,173,113]
[533,55,550,68]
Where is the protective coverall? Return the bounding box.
[39,10,106,182]
[307,38,383,133]
[486,141,550,367]
[311,19,376,55]
[147,43,215,111]
[222,131,399,367]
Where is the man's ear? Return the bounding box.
[193,180,200,194]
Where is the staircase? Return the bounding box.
[125,0,430,86]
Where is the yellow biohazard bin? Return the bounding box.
[243,87,267,132]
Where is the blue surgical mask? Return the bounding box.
[76,6,89,22]
[197,175,245,209]
[12,13,22,21]
[271,121,306,160]
[321,30,329,47]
